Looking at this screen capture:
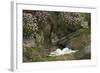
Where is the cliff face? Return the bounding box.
[23,10,91,62]
[67,29,90,50]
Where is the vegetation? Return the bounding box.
[23,10,91,62]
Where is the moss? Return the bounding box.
[23,47,80,62]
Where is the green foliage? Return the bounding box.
[23,10,91,62]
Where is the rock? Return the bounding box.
[23,38,36,48]
[67,29,90,50]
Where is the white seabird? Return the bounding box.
[49,48,62,56]
[49,47,78,56]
